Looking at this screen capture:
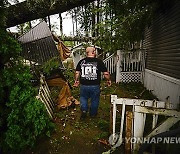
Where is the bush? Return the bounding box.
[3,67,54,151]
[0,25,54,152]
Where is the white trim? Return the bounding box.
[111,95,166,108]
[103,53,115,62]
[135,106,180,118]
[145,69,180,85]
[121,71,143,73]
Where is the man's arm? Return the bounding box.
[73,71,80,87]
[103,72,112,86]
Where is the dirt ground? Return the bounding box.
[26,82,157,154]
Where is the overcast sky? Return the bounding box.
[50,13,78,36]
[7,0,76,36]
[8,13,75,36]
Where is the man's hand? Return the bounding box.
[107,80,112,87]
[73,80,80,87]
[103,72,111,86]
[74,71,80,87]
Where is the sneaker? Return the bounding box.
[80,111,87,119]
[90,113,97,118]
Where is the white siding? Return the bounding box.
[144,69,180,109]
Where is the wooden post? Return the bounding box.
[152,101,158,154]
[110,95,180,153]
[112,98,117,141]
[133,107,146,151]
[110,103,113,134]
[117,101,126,145]
[116,50,121,83]
[125,111,133,154]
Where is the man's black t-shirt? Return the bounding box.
[76,57,107,85]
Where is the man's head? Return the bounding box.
[86,46,96,58]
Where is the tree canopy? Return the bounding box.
[5,0,96,28]
[5,0,174,53]
[68,0,175,52]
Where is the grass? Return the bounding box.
[26,80,160,154]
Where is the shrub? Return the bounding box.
[0,23,54,153]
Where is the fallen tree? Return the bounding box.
[59,36,97,42]
[5,0,95,28]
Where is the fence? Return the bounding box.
[36,74,55,119]
[103,53,116,75]
[116,50,145,83]
[110,95,180,153]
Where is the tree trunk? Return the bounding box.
[72,13,76,45]
[47,16,51,31]
[74,8,78,36]
[84,5,89,37]
[59,13,63,36]
[29,21,32,29]
[5,0,96,28]
[74,7,79,44]
[91,2,96,37]
[20,24,24,35]
[96,0,100,36]
[72,14,75,37]
[59,36,97,42]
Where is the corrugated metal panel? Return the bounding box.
[18,21,52,43]
[143,1,180,79]
[18,22,63,67]
[21,36,61,65]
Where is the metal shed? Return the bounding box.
[18,21,63,67]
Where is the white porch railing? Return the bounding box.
[102,50,145,83]
[116,50,145,83]
[103,53,116,75]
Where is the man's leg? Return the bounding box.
[80,85,89,118]
[89,85,100,116]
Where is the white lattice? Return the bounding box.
[116,50,145,83]
[120,72,142,83]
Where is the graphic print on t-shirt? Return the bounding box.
[81,62,98,80]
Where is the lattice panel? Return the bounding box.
[120,72,142,83]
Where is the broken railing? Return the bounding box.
[36,74,55,119]
[110,95,180,153]
[103,53,116,75]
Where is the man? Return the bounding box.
[73,46,111,119]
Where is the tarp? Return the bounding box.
[52,34,71,61]
[47,78,79,109]
[58,41,71,61]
